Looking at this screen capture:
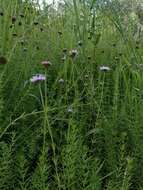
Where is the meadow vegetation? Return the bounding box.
[0,0,143,189]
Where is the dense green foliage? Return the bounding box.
[0,0,143,189]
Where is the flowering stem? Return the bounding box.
[39,75,61,190]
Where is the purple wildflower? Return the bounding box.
[30,74,46,83]
[41,60,52,68]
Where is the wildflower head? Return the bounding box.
[87,56,91,60]
[58,78,64,85]
[20,13,24,18]
[40,28,44,32]
[12,33,17,37]
[61,56,66,62]
[88,36,92,40]
[20,40,24,46]
[99,66,111,72]
[85,74,89,79]
[18,22,22,26]
[69,49,78,58]
[34,21,39,25]
[67,106,73,114]
[10,25,14,28]
[12,16,16,24]
[84,83,88,87]
[58,31,63,36]
[41,60,52,68]
[30,74,46,84]
[115,56,119,61]
[78,40,83,46]
[0,56,7,65]
[23,48,27,52]
[36,46,40,50]
[119,53,122,57]
[0,12,3,16]
[63,48,67,53]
